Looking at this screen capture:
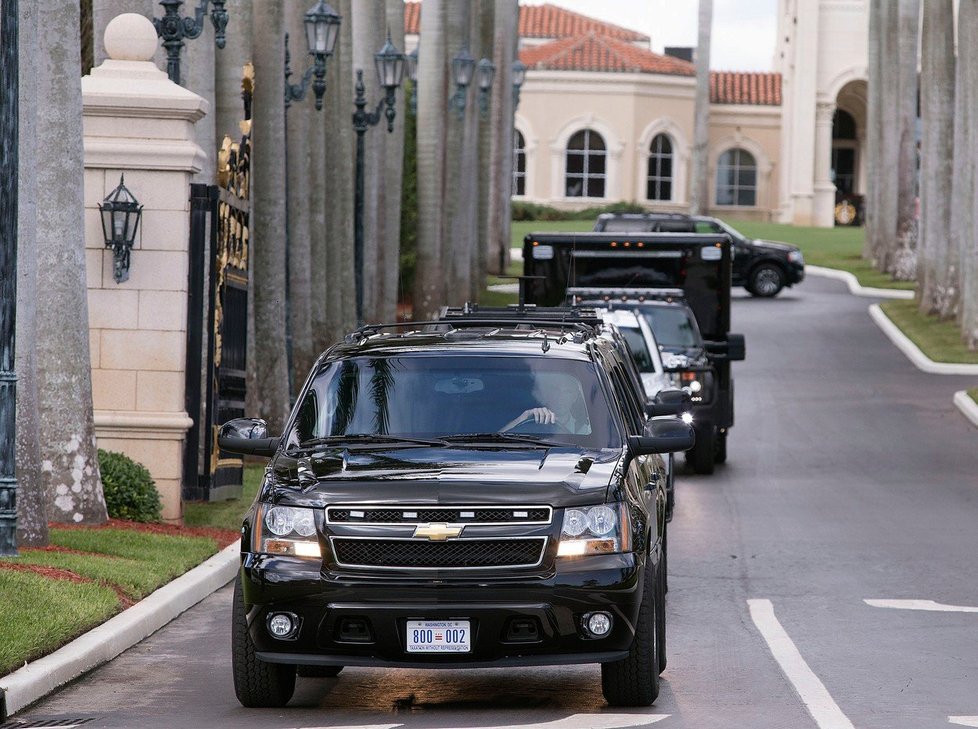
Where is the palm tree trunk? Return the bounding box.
[380,0,406,322]
[875,0,900,271]
[16,0,48,546]
[285,0,314,388]
[960,0,978,347]
[444,0,472,305]
[690,0,712,215]
[36,0,107,524]
[414,0,448,319]
[890,0,921,280]
[250,0,291,433]
[917,0,955,315]
[864,0,882,261]
[486,0,517,276]
[473,0,494,301]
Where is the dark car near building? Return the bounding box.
[594,212,805,297]
[220,307,694,709]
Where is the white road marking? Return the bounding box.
[748,599,855,729]
[949,718,978,727]
[865,599,978,613]
[296,724,404,729]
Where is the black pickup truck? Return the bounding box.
[522,232,745,474]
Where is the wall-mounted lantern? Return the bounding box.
[477,58,495,117]
[99,175,143,284]
[450,45,475,117]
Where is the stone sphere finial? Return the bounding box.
[104,13,158,62]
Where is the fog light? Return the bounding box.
[267,612,297,639]
[680,412,693,425]
[584,611,613,637]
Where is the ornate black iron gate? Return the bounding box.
[184,65,252,502]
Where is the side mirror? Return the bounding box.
[217,418,280,458]
[645,388,690,417]
[628,417,695,456]
[704,334,746,362]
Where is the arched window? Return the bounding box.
[513,130,526,197]
[716,148,757,206]
[647,133,673,201]
[565,129,606,198]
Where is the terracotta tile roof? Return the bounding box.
[403,2,649,43]
[710,71,782,105]
[519,33,695,76]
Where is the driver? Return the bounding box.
[500,386,588,434]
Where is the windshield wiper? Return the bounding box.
[288,434,447,453]
[441,432,569,448]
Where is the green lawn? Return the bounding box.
[969,388,978,405]
[183,463,263,530]
[879,300,978,365]
[0,524,226,676]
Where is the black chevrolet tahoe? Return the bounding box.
[219,307,694,709]
[594,212,805,297]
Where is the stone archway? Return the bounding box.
[813,78,867,226]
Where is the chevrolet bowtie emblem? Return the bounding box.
[414,522,463,541]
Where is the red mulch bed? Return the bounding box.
[53,518,239,548]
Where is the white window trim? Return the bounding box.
[513,114,537,200]
[636,118,689,205]
[549,115,623,203]
[710,136,772,209]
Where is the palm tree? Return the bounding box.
[890,0,921,280]
[15,0,48,546]
[864,0,881,262]
[380,0,407,322]
[35,0,107,524]
[874,0,900,271]
[250,0,292,434]
[960,0,978,348]
[473,0,495,300]
[917,0,955,316]
[414,0,448,319]
[690,0,712,215]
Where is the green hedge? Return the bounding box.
[98,449,162,523]
[511,200,647,221]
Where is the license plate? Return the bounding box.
[406,620,471,653]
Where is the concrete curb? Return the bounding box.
[806,265,915,299]
[953,391,978,429]
[0,539,240,719]
[868,305,978,375]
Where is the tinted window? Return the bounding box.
[639,306,701,348]
[618,325,655,373]
[289,355,621,449]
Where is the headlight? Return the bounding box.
[557,503,631,557]
[666,370,713,402]
[788,250,804,264]
[257,505,321,559]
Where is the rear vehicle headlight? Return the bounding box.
[256,505,321,559]
[667,370,713,402]
[557,503,631,557]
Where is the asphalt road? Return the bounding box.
[15,275,978,729]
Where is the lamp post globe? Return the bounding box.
[304,0,341,58]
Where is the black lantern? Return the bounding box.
[477,58,495,117]
[512,59,527,109]
[154,0,229,85]
[99,175,143,284]
[304,1,341,58]
[450,45,475,115]
[375,33,405,91]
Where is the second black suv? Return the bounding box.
[594,212,805,297]
[220,306,694,709]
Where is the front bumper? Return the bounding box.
[241,551,643,668]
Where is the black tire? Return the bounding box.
[656,553,667,673]
[714,430,727,464]
[232,576,297,708]
[687,426,715,475]
[662,524,668,595]
[601,559,660,706]
[297,664,343,678]
[748,263,785,297]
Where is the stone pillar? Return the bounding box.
[812,101,837,227]
[82,14,207,522]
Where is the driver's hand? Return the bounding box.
[520,407,556,424]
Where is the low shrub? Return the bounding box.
[98,449,162,523]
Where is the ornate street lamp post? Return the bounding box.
[153,0,230,85]
[284,1,341,110]
[98,175,144,284]
[512,59,527,110]
[0,0,19,556]
[352,34,405,325]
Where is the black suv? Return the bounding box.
[594,212,805,297]
[220,306,694,709]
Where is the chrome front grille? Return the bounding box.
[326,505,552,526]
[330,537,548,570]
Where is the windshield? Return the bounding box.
[287,355,621,449]
[639,306,701,349]
[618,325,656,373]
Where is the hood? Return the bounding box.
[752,238,800,253]
[264,446,623,509]
[660,347,709,368]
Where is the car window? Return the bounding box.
[604,352,646,434]
[290,355,622,449]
[618,325,655,373]
[598,218,654,233]
[639,306,702,348]
[694,221,723,234]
